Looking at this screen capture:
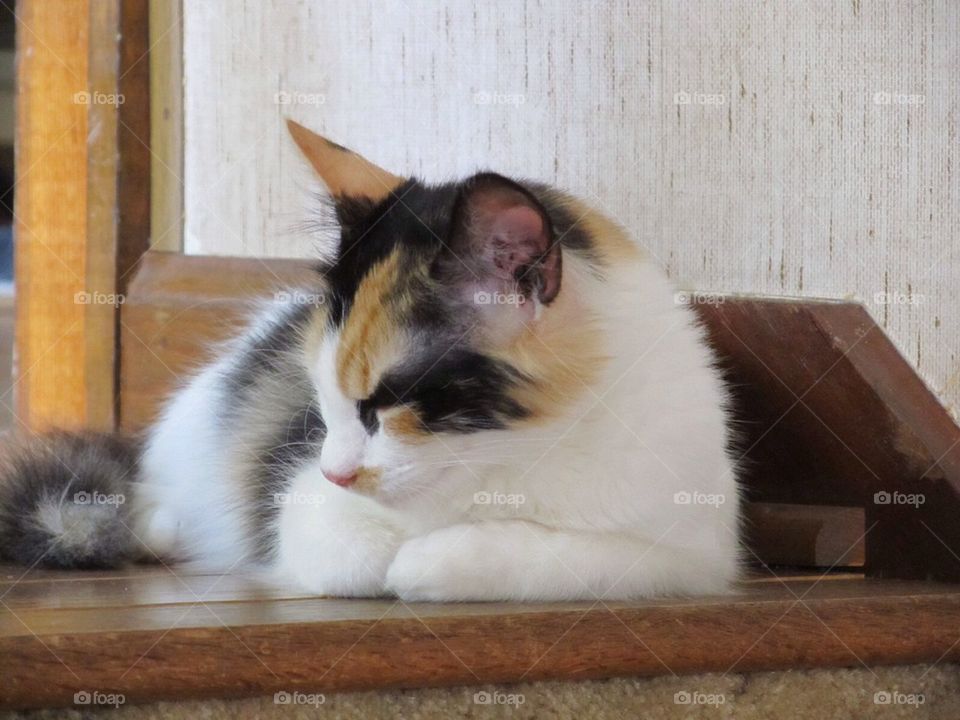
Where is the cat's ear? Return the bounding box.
[286,119,405,203]
[436,173,561,307]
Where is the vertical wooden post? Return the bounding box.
[14,0,150,431]
[148,0,183,253]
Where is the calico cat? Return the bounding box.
[0,121,741,600]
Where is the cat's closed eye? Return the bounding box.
[357,397,392,434]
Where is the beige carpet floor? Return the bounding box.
[3,664,959,719]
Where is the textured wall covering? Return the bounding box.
[183,1,959,414]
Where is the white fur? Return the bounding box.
[138,247,741,600]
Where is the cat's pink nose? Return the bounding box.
[324,470,358,487]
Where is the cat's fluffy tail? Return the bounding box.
[0,432,142,569]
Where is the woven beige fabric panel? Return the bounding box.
[182,1,959,414]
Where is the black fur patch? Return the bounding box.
[320,176,598,326]
[250,401,326,559]
[369,348,529,433]
[223,302,316,405]
[526,182,600,262]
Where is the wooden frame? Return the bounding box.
[148,0,183,253]
[14,0,150,431]
[2,569,958,709]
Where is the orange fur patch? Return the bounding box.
[286,120,405,203]
[336,250,406,399]
[352,466,384,495]
[496,283,609,423]
[383,407,431,442]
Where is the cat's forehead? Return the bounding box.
[334,247,414,399]
[322,181,466,397]
[324,180,457,310]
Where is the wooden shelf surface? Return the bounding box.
[2,565,959,709]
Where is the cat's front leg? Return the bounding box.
[386,520,737,601]
[385,520,579,601]
[275,461,405,597]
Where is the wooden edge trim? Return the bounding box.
[2,588,958,708]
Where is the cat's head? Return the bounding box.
[288,120,617,498]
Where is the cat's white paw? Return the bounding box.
[386,525,498,601]
[276,468,404,597]
[280,533,396,598]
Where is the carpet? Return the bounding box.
[3,664,959,719]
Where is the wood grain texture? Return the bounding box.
[180,0,960,421]
[119,252,316,429]
[744,503,864,568]
[15,0,151,431]
[148,0,183,253]
[1,568,959,709]
[696,298,960,582]
[14,0,103,430]
[116,0,152,292]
